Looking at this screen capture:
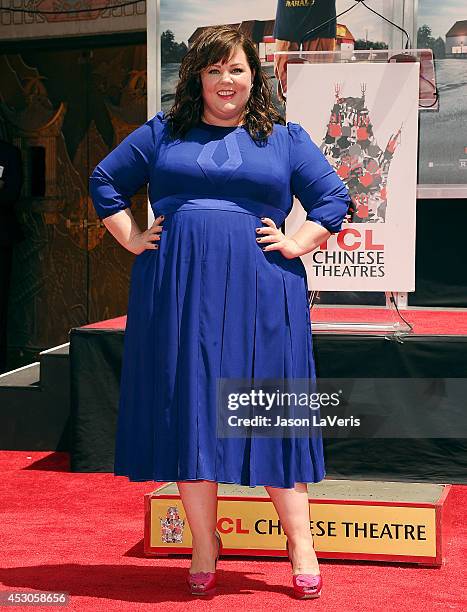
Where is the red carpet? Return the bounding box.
[0,451,465,611]
[82,307,467,336]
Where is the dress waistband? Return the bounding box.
[152,196,287,227]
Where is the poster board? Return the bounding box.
[285,61,420,292]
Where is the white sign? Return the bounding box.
[286,62,420,292]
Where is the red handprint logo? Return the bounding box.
[321,83,402,224]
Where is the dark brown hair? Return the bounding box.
[165,25,285,143]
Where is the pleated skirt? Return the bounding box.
[114,203,326,488]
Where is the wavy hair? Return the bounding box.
[165,25,285,144]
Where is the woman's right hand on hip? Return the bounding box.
[127,215,164,255]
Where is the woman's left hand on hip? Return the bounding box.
[256,217,303,259]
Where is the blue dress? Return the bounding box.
[89,111,350,488]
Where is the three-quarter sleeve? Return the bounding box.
[288,121,351,233]
[89,112,161,220]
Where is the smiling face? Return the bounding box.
[199,45,254,126]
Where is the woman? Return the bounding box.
[89,25,350,599]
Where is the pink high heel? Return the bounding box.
[286,538,322,599]
[187,530,222,596]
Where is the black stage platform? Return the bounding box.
[69,322,467,484]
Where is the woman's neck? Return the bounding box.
[201,111,244,127]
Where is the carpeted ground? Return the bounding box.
[82,307,467,336]
[0,451,465,611]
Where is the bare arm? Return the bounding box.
[289,220,331,256]
[103,209,140,248]
[102,208,164,255]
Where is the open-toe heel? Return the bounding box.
[285,537,323,599]
[187,530,223,596]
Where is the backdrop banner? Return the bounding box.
[416,0,467,196]
[159,1,415,116]
[285,61,420,292]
